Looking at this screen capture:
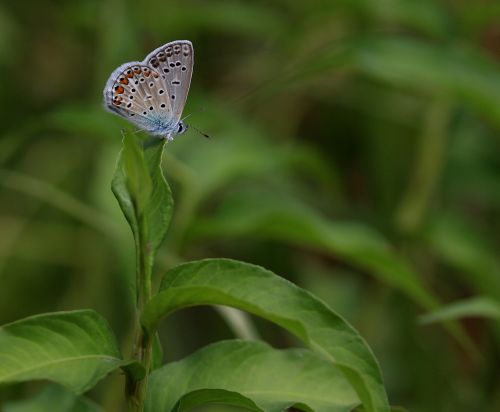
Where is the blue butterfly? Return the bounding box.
[104,40,193,141]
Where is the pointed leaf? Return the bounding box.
[146,340,359,412]
[142,259,389,412]
[353,37,500,131]
[419,297,500,325]
[172,390,263,412]
[425,213,500,301]
[122,132,152,213]
[0,310,126,393]
[112,134,173,273]
[191,191,438,310]
[190,191,476,353]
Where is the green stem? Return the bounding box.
[395,97,451,234]
[126,218,154,411]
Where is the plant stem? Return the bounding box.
[126,219,154,412]
[395,97,451,234]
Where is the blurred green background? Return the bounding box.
[1,0,500,411]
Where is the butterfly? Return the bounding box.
[103,40,193,141]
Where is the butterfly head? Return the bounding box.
[176,121,188,135]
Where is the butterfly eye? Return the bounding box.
[177,123,184,133]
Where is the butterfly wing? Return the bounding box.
[103,62,174,134]
[143,40,194,122]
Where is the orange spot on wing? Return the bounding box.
[119,77,129,85]
[114,85,125,94]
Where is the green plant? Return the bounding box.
[0,132,393,412]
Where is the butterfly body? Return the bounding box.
[103,40,193,141]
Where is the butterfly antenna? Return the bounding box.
[189,124,211,139]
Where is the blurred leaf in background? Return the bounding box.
[1,0,499,411]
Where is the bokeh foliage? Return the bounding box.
[0,0,499,411]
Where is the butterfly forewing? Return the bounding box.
[145,40,194,122]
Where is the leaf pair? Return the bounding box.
[108,133,392,411]
[0,259,387,411]
[0,134,392,412]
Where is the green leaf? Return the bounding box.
[353,0,450,38]
[353,37,500,131]
[112,134,173,282]
[191,193,477,354]
[3,384,103,412]
[191,190,438,310]
[122,132,152,213]
[424,213,500,301]
[142,259,389,412]
[172,389,262,412]
[141,138,173,254]
[146,340,359,412]
[144,2,286,38]
[419,297,500,325]
[0,310,126,394]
